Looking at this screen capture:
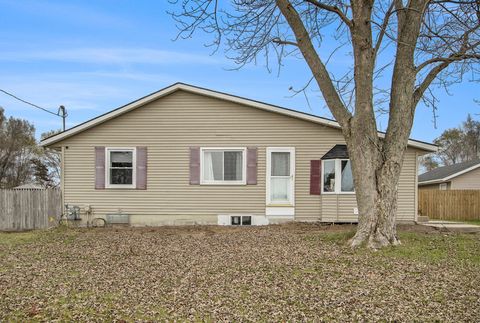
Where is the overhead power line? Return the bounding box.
[0,88,68,131]
[0,88,60,116]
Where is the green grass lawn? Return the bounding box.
[430,218,480,226]
[464,219,480,226]
[0,224,479,321]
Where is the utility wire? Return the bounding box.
[0,88,61,117]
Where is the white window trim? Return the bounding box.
[439,183,448,190]
[230,215,252,226]
[266,147,295,206]
[200,147,247,185]
[321,159,355,195]
[105,147,137,189]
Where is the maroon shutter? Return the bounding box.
[95,147,105,189]
[136,147,147,190]
[246,147,258,185]
[190,147,200,185]
[310,160,321,195]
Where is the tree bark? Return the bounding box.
[344,0,404,249]
[347,140,404,249]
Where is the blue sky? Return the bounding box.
[0,0,478,142]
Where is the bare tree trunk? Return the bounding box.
[342,118,403,249]
[275,0,406,249]
[346,135,406,248]
[343,0,403,249]
[274,0,469,248]
[349,157,403,249]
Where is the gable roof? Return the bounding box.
[418,159,480,185]
[40,82,437,152]
[321,145,349,160]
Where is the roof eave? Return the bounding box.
[418,179,445,185]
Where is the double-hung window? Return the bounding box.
[322,159,354,194]
[106,148,136,188]
[201,148,246,185]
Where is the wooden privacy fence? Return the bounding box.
[418,190,480,221]
[0,189,62,231]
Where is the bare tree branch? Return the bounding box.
[272,38,299,46]
[373,1,396,57]
[304,0,353,28]
[276,0,352,128]
[416,53,480,72]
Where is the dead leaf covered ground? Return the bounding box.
[0,223,479,321]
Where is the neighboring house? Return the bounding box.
[40,83,436,226]
[418,159,480,190]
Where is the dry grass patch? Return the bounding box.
[0,223,479,321]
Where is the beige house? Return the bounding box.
[418,159,480,190]
[41,83,436,226]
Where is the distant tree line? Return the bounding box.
[421,114,480,172]
[0,107,60,189]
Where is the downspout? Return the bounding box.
[414,152,419,223]
[61,146,65,211]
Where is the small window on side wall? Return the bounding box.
[106,148,136,188]
[439,183,447,190]
[230,215,252,226]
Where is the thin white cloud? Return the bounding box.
[0,47,220,65]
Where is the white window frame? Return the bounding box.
[230,215,252,226]
[266,147,295,206]
[105,147,137,189]
[200,147,247,185]
[321,159,355,195]
[439,183,448,190]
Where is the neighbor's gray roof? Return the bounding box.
[321,145,349,160]
[418,159,480,183]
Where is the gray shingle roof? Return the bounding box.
[321,145,349,160]
[418,159,480,183]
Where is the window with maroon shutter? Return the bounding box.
[246,147,257,185]
[105,148,136,188]
[199,148,247,184]
[310,160,321,195]
[190,147,201,185]
[95,147,105,189]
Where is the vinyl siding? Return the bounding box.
[397,149,418,221]
[57,90,419,224]
[450,167,480,189]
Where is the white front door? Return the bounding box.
[266,148,295,210]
